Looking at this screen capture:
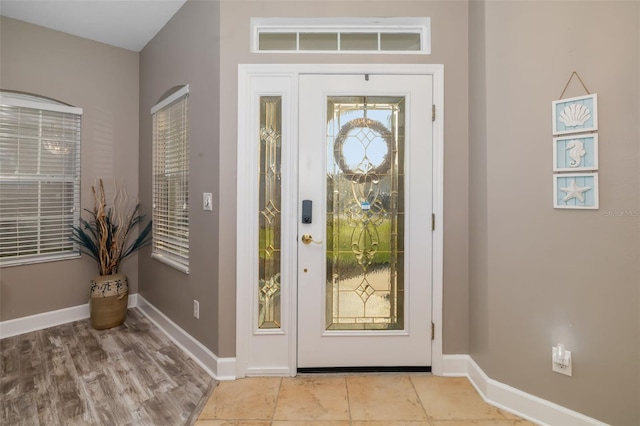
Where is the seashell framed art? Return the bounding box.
[553,173,599,209]
[553,134,598,172]
[552,94,598,135]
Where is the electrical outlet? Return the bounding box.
[193,300,200,319]
[552,345,572,376]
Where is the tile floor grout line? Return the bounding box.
[344,375,353,426]
[409,373,433,423]
[270,377,283,425]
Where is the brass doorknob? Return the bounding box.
[301,234,323,245]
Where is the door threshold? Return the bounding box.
[298,366,431,374]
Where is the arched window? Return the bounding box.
[0,91,82,266]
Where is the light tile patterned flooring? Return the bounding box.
[196,374,537,425]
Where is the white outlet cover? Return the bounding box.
[552,346,572,376]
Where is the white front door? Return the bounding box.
[297,74,433,368]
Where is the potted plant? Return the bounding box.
[70,179,152,329]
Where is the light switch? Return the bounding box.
[203,193,213,211]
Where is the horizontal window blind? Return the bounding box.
[0,93,82,266]
[151,86,189,273]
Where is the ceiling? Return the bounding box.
[0,0,187,52]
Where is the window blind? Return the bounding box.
[151,86,189,273]
[0,93,82,266]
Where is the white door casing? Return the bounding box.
[236,64,444,377]
[297,74,433,368]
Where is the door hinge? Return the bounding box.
[432,105,436,122]
[431,322,435,340]
[431,213,435,231]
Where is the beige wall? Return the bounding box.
[138,0,221,353]
[0,17,139,320]
[468,0,490,367]
[468,2,639,424]
[4,2,638,423]
[219,0,471,356]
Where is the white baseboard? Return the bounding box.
[137,295,236,381]
[0,294,139,339]
[245,367,293,377]
[441,354,608,426]
[440,353,470,377]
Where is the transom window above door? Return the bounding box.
[251,17,431,54]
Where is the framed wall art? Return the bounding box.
[552,94,598,135]
[553,134,598,172]
[553,173,599,209]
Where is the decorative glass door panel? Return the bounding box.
[258,96,282,329]
[326,96,405,331]
[298,74,433,368]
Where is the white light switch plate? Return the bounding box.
[203,193,213,211]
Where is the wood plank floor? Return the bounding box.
[1,308,216,426]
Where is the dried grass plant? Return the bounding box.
[70,179,152,276]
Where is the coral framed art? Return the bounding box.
[553,173,599,209]
[552,94,598,135]
[553,134,598,172]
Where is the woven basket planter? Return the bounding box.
[90,273,129,330]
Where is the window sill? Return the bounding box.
[0,252,81,268]
[151,252,190,275]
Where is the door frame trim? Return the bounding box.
[236,63,444,378]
